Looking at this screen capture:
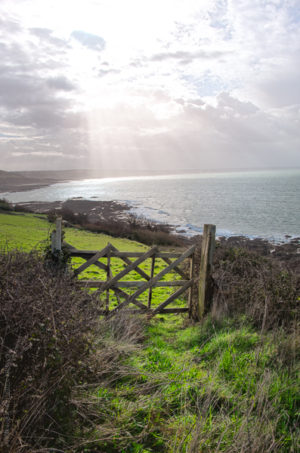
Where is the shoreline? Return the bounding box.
[13,198,132,223]
[1,167,299,194]
[1,170,299,244]
[0,179,72,194]
[11,198,300,273]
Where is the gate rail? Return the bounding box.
[68,243,196,317]
[51,218,216,320]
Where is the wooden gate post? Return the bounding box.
[51,217,62,253]
[197,224,216,320]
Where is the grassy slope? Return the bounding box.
[0,212,182,308]
[0,211,147,252]
[1,211,298,452]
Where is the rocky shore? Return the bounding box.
[15,198,131,223]
[13,198,300,274]
[217,234,300,274]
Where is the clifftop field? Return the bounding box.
[0,210,147,252]
[0,209,299,452]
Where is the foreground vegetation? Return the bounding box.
[0,211,299,452]
[78,316,299,452]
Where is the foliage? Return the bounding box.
[1,211,299,452]
[212,246,299,330]
[74,316,299,452]
[47,205,184,247]
[0,250,100,452]
[0,198,13,211]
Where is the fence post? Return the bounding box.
[198,224,216,319]
[51,217,62,253]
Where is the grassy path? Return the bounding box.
[82,316,299,452]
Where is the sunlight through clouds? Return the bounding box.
[0,0,299,170]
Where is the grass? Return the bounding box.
[77,315,299,452]
[1,211,298,452]
[0,211,187,309]
[0,211,147,252]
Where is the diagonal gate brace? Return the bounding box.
[74,244,111,276]
[109,244,196,316]
[96,246,158,295]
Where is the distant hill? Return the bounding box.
[0,168,187,193]
[0,167,222,193]
[0,170,57,193]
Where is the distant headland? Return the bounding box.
[1,167,298,193]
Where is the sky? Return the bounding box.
[0,0,299,172]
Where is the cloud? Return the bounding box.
[0,14,22,33]
[71,30,106,51]
[0,0,299,171]
[46,76,76,91]
[252,64,300,108]
[0,15,79,135]
[150,49,229,64]
[29,27,69,49]
[12,151,64,157]
[0,132,20,139]
[98,68,120,77]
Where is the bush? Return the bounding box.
[0,198,12,211]
[82,218,184,246]
[212,246,299,330]
[47,209,58,223]
[45,202,183,247]
[0,250,99,452]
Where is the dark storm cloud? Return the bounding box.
[71,30,106,51]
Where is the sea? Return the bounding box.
[2,169,300,242]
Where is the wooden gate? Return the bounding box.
[52,218,216,320]
[68,243,196,317]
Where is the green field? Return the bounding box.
[0,211,184,309]
[1,210,298,452]
[0,211,147,252]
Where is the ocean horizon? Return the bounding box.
[2,168,300,242]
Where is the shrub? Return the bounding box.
[0,198,12,211]
[212,246,299,330]
[46,209,58,223]
[13,204,32,213]
[71,217,184,247]
[0,250,99,452]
